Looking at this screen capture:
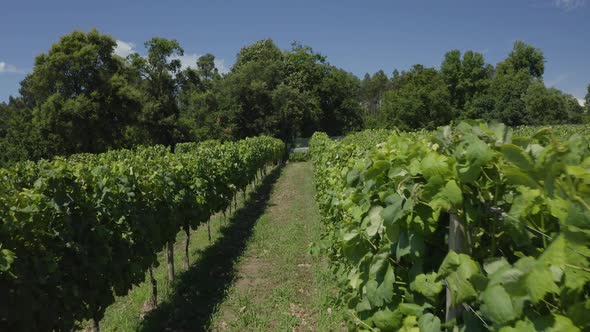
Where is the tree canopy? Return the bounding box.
[0,31,586,166]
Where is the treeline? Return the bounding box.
[362,41,588,130]
[0,29,362,166]
[1,29,589,166]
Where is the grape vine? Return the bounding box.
[310,122,589,331]
[0,136,284,331]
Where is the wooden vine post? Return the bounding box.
[167,241,175,283]
[149,266,158,305]
[184,226,190,269]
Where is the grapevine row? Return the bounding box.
[310,122,589,331]
[0,136,284,331]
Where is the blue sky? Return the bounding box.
[1,0,588,103]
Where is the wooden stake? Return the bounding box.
[167,241,174,283]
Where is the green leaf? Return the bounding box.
[503,166,539,188]
[525,265,559,304]
[410,273,443,300]
[418,313,441,332]
[480,285,517,325]
[437,251,479,304]
[483,257,510,275]
[366,206,384,237]
[366,263,395,307]
[501,144,535,171]
[420,153,451,179]
[346,169,360,186]
[429,180,462,211]
[372,308,402,332]
[498,319,536,332]
[396,231,425,260]
[0,249,16,272]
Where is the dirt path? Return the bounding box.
[209,162,345,332]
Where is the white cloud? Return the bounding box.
[546,74,567,87]
[113,40,229,74]
[170,53,229,74]
[0,61,21,74]
[578,98,586,106]
[114,40,137,58]
[553,0,585,9]
[214,58,229,74]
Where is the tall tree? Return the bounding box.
[360,70,390,116]
[523,82,584,124]
[0,97,40,165]
[220,39,285,139]
[282,42,326,137]
[178,54,222,141]
[441,50,492,113]
[131,38,185,146]
[317,66,364,135]
[380,65,452,130]
[498,41,545,78]
[19,29,142,157]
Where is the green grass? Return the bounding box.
[83,163,345,331]
[209,162,346,331]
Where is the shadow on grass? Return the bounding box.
[139,165,284,332]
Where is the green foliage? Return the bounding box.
[19,29,142,157]
[310,122,590,331]
[441,50,492,112]
[0,136,284,331]
[379,65,453,130]
[132,37,185,146]
[288,150,309,162]
[499,41,545,78]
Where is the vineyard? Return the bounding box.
[0,137,284,331]
[0,122,589,332]
[310,122,590,331]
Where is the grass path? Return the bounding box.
[94,162,345,332]
[209,162,345,331]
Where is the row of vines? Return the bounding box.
[0,136,284,331]
[310,122,589,331]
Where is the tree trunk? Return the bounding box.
[223,210,227,224]
[149,266,157,305]
[167,241,175,283]
[184,227,190,269]
[446,211,467,324]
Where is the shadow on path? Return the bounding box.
[139,166,284,332]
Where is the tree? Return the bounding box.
[0,98,40,166]
[468,67,532,125]
[498,41,545,78]
[523,82,583,124]
[131,38,185,146]
[317,67,364,135]
[379,65,452,131]
[19,29,142,157]
[441,50,492,113]
[219,39,285,139]
[178,54,223,141]
[360,70,390,116]
[282,42,326,137]
[466,42,545,125]
[196,53,219,82]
